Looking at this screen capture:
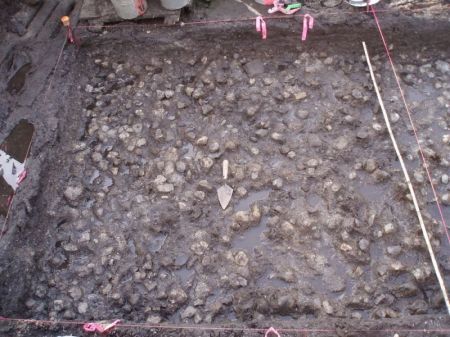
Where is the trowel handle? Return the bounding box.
[223,160,229,180]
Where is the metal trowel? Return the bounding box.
[217,159,233,210]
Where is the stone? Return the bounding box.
[436,60,450,74]
[244,60,264,76]
[77,302,88,314]
[157,184,174,193]
[64,185,84,202]
[364,159,377,173]
[322,300,334,314]
[358,238,370,251]
[196,136,208,146]
[442,174,449,185]
[384,223,395,234]
[234,251,249,266]
[168,287,188,304]
[176,161,186,173]
[334,136,349,150]
[201,157,214,170]
[69,287,82,300]
[272,178,283,189]
[209,142,220,153]
[271,132,285,143]
[181,306,197,319]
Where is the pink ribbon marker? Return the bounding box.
[256,16,267,39]
[265,327,281,337]
[17,170,27,185]
[83,320,121,334]
[302,14,314,41]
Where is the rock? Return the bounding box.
[387,246,401,256]
[201,157,214,170]
[244,60,264,76]
[198,180,213,191]
[364,159,377,173]
[271,132,285,143]
[358,238,370,251]
[392,282,418,298]
[295,110,309,119]
[209,142,220,153]
[322,300,334,314]
[294,91,307,100]
[181,306,197,319]
[272,178,283,189]
[234,251,249,266]
[77,302,88,314]
[436,60,450,74]
[196,136,208,146]
[383,223,395,234]
[442,174,449,185]
[64,185,84,202]
[442,194,450,206]
[53,299,64,312]
[334,136,349,150]
[157,183,174,193]
[69,287,82,300]
[168,287,188,304]
[146,315,162,324]
[176,161,186,173]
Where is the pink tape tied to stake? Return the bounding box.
[256,16,267,39]
[83,320,121,334]
[265,327,281,337]
[302,14,314,41]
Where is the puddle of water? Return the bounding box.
[235,189,271,212]
[0,120,34,216]
[148,233,167,252]
[232,216,268,251]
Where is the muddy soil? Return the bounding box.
[1,4,450,337]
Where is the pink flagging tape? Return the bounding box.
[370,5,450,245]
[256,16,267,39]
[302,14,314,41]
[265,327,281,337]
[83,320,120,334]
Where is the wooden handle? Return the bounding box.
[223,160,229,180]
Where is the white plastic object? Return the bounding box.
[160,0,190,10]
[0,150,25,191]
[347,0,381,7]
[110,0,147,20]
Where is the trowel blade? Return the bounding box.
[217,183,233,209]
